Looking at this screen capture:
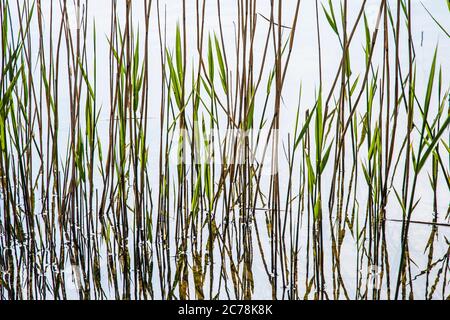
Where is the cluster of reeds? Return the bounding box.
[0,0,448,300]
